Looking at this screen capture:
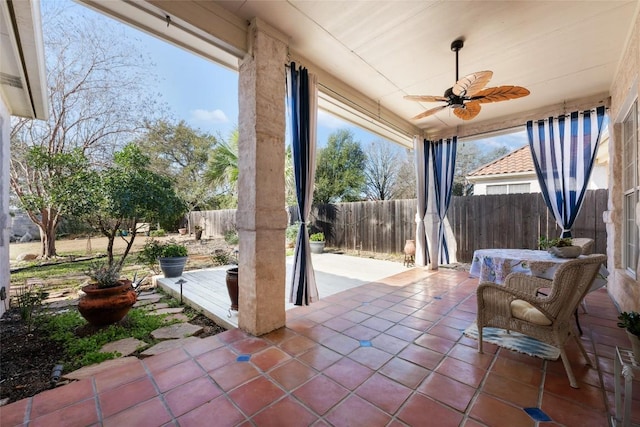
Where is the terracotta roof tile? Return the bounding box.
[468,145,534,176]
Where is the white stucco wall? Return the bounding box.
[0,97,10,318]
[471,163,608,195]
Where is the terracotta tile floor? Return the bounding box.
[2,268,639,426]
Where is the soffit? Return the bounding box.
[77,0,639,143]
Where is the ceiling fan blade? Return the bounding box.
[452,71,493,97]
[453,102,481,120]
[411,105,448,120]
[404,95,448,103]
[472,85,530,103]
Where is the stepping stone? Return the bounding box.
[144,302,170,310]
[150,307,184,316]
[100,338,148,356]
[151,323,203,340]
[164,313,190,323]
[134,296,161,307]
[140,337,201,356]
[137,292,162,300]
[63,356,141,381]
[47,300,78,308]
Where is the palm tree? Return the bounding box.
[205,129,239,208]
[205,129,297,209]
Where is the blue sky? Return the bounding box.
[70,1,528,153]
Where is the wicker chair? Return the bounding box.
[476,254,607,388]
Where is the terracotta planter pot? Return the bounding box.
[226,267,239,311]
[178,228,187,235]
[78,280,137,327]
[404,239,416,256]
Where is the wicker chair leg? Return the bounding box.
[559,347,579,388]
[478,325,484,354]
[573,334,593,367]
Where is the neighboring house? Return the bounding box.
[467,131,609,195]
[0,1,49,317]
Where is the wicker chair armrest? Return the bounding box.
[477,281,555,322]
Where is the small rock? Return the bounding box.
[140,337,201,356]
[100,338,148,356]
[151,323,203,340]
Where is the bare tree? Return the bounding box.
[363,141,400,200]
[10,3,162,257]
[392,149,416,199]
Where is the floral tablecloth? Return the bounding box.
[469,249,608,287]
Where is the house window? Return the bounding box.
[508,183,530,194]
[486,183,530,195]
[622,101,639,276]
[487,185,508,195]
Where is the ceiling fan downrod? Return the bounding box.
[451,39,464,82]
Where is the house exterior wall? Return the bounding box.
[608,10,640,312]
[471,163,608,195]
[1,98,10,318]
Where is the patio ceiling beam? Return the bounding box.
[432,92,610,141]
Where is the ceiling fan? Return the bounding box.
[404,39,530,121]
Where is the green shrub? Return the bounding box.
[224,229,239,245]
[286,222,300,243]
[13,283,48,333]
[310,232,325,242]
[138,239,187,268]
[149,229,166,237]
[618,311,640,337]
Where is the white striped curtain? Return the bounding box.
[287,63,319,305]
[414,136,428,266]
[526,106,605,238]
[431,137,457,264]
[415,137,457,266]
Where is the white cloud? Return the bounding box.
[191,109,229,124]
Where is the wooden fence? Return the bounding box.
[191,189,608,263]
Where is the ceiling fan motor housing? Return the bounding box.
[444,87,465,108]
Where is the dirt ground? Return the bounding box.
[9,233,209,261]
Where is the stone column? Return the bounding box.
[236,19,288,335]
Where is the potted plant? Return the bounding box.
[78,261,137,327]
[309,232,325,254]
[538,236,581,258]
[138,239,189,278]
[212,249,239,313]
[617,311,640,363]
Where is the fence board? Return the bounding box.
[195,190,608,263]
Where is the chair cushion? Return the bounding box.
[510,299,552,325]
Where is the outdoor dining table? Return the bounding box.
[469,248,608,287]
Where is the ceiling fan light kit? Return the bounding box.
[405,38,530,121]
